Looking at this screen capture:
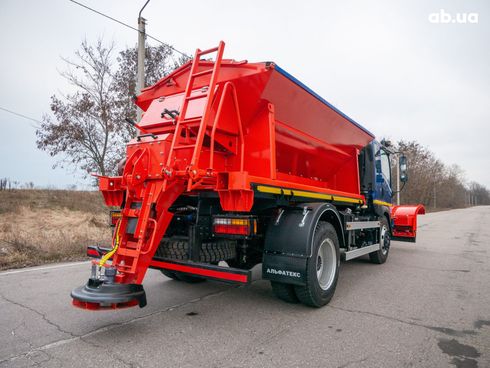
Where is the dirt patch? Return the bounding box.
[0,190,112,270]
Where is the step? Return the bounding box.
[197,46,219,56]
[117,248,140,258]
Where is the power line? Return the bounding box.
[68,0,189,58]
[0,106,41,127]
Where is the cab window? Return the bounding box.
[380,150,391,186]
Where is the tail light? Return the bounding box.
[213,216,257,237]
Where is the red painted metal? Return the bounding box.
[391,204,426,240]
[72,298,139,311]
[98,176,124,207]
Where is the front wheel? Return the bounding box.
[369,217,391,264]
[294,222,340,307]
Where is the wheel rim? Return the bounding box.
[316,238,337,290]
[380,224,390,255]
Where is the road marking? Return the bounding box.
[0,261,90,276]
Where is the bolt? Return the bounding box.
[136,175,141,180]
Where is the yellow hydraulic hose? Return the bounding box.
[99,220,121,267]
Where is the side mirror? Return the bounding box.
[399,155,408,183]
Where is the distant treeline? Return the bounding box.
[393,140,489,208]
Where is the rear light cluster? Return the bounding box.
[213,216,257,237]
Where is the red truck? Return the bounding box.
[72,41,424,310]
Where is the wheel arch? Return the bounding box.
[318,208,345,250]
[262,202,343,286]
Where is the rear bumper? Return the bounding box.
[86,245,251,285]
[150,257,251,284]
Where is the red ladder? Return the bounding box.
[165,41,225,191]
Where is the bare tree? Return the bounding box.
[37,39,185,177]
[395,140,490,209]
[397,140,445,206]
[468,182,490,205]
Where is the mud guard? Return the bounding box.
[262,203,343,286]
[390,204,426,242]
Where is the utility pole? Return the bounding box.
[136,0,150,124]
[396,154,400,206]
[433,184,437,209]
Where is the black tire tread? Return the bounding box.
[160,269,180,280]
[294,222,340,308]
[155,237,237,263]
[271,282,299,303]
[369,217,390,264]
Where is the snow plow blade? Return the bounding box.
[391,204,426,242]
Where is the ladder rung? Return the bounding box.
[173,145,196,150]
[192,69,213,78]
[197,46,219,56]
[186,93,208,101]
[117,248,139,257]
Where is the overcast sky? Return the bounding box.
[0,0,489,189]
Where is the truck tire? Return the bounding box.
[369,217,390,264]
[294,222,340,307]
[271,282,299,303]
[160,269,179,280]
[174,273,206,283]
[155,237,237,263]
[160,269,205,283]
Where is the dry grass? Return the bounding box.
[0,190,112,270]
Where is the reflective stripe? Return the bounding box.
[332,196,363,204]
[373,199,393,207]
[256,185,363,204]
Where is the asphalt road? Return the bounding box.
[1,206,489,368]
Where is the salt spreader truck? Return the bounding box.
[71,42,425,309]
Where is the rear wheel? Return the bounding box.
[155,237,236,263]
[175,273,206,283]
[159,269,205,283]
[155,237,236,283]
[294,222,340,307]
[271,282,299,303]
[160,269,179,280]
[369,217,390,264]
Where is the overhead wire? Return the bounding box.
[67,0,189,58]
[0,106,41,128]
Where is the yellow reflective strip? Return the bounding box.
[332,196,363,204]
[256,185,363,204]
[256,185,282,195]
[290,190,332,200]
[373,199,393,207]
